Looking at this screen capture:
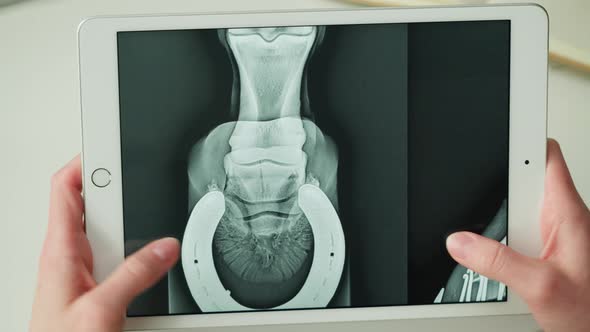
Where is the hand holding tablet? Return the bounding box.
[29,156,181,332]
[75,5,554,330]
[447,139,590,332]
[29,140,590,332]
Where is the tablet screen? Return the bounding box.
[116,20,510,316]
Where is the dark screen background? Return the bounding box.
[407,21,510,303]
[116,20,510,316]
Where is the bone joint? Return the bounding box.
[187,26,340,285]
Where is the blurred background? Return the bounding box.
[1,0,588,331]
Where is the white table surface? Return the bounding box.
[1,0,588,331]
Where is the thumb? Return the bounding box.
[88,237,180,311]
[446,232,549,302]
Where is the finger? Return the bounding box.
[543,139,587,223]
[546,139,587,208]
[37,155,86,304]
[42,154,84,258]
[446,232,547,301]
[540,139,590,256]
[47,155,84,243]
[88,237,180,311]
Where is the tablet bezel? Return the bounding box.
[78,5,548,330]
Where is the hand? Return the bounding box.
[446,139,590,332]
[29,156,180,332]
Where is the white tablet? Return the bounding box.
[78,5,548,330]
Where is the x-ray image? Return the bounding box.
[182,26,345,311]
[117,20,511,316]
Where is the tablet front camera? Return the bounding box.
[183,26,345,311]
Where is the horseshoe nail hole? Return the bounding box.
[330,252,334,257]
[194,259,199,264]
[525,160,530,165]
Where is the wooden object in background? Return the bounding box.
[345,0,590,74]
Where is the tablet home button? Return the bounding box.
[91,168,111,188]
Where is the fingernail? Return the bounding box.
[446,232,475,260]
[152,237,179,261]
